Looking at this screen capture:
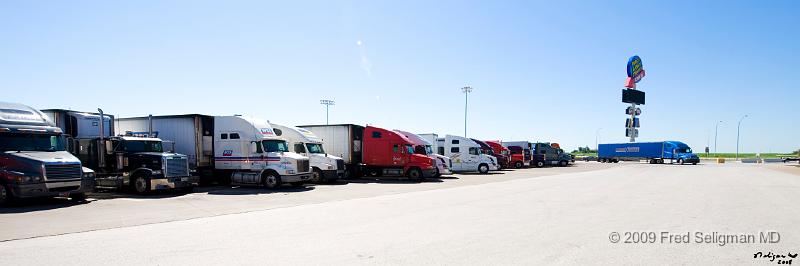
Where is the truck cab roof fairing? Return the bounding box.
[214,116,280,141]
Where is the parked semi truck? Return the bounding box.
[598,141,700,165]
[502,141,534,168]
[441,135,499,174]
[297,124,436,181]
[472,139,509,170]
[271,123,345,183]
[485,141,512,169]
[395,130,452,178]
[43,109,195,194]
[0,102,95,205]
[533,142,574,167]
[117,115,313,188]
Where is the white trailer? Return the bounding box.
[271,123,345,183]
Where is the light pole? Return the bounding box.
[461,86,473,137]
[595,128,603,154]
[714,120,722,156]
[320,99,335,125]
[736,115,748,160]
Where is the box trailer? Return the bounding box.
[598,141,700,165]
[298,124,436,181]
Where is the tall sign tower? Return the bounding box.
[623,55,646,142]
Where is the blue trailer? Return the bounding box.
[598,141,700,165]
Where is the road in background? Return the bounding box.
[1,162,799,265]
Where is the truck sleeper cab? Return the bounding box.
[214,116,312,188]
[0,102,95,205]
[271,123,345,183]
[442,135,498,174]
[533,142,574,167]
[394,129,452,178]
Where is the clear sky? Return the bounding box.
[1,0,798,153]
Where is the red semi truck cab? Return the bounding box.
[362,126,437,181]
[485,141,512,169]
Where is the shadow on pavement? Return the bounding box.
[345,177,444,184]
[0,197,91,214]
[206,185,315,196]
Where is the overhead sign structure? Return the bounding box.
[622,55,645,142]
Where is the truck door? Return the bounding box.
[467,147,480,169]
[391,144,404,166]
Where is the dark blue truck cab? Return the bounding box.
[598,141,700,165]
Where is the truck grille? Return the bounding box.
[297,159,310,173]
[336,159,345,170]
[44,164,82,180]
[165,157,189,177]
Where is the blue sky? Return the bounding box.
[1,0,798,153]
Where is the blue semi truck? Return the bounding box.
[598,141,700,165]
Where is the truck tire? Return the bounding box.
[407,168,424,182]
[478,164,490,174]
[678,159,684,165]
[536,161,545,168]
[0,184,10,206]
[263,172,282,189]
[132,175,151,195]
[514,161,523,169]
[312,168,324,183]
[70,192,87,202]
[559,160,568,167]
[612,159,619,163]
[433,167,441,178]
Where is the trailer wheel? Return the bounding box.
[263,172,282,189]
[0,184,10,206]
[478,164,490,174]
[612,159,619,163]
[692,162,698,165]
[406,168,424,182]
[132,175,151,195]
[514,161,523,168]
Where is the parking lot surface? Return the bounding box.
[1,162,799,265]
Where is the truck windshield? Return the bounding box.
[0,134,65,152]
[263,140,289,152]
[675,148,692,153]
[414,145,428,155]
[125,141,163,153]
[424,145,434,155]
[306,143,325,154]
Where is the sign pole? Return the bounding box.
[629,103,637,142]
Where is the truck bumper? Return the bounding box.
[422,168,438,178]
[438,167,452,175]
[282,173,313,183]
[489,164,499,171]
[683,158,700,164]
[321,170,343,181]
[10,178,95,199]
[150,176,199,190]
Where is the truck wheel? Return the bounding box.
[478,164,490,174]
[536,161,545,168]
[407,168,424,182]
[559,160,568,167]
[612,159,619,163]
[514,161,523,168]
[263,172,282,189]
[312,168,324,183]
[692,162,698,165]
[433,167,441,178]
[678,159,684,165]
[132,175,151,195]
[70,192,87,202]
[0,184,10,206]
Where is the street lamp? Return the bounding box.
[736,115,748,160]
[714,120,722,156]
[461,86,473,137]
[320,99,335,125]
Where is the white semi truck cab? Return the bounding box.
[271,123,345,183]
[213,116,312,188]
[442,135,499,174]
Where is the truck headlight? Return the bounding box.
[152,170,162,175]
[287,170,296,174]
[327,165,334,170]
